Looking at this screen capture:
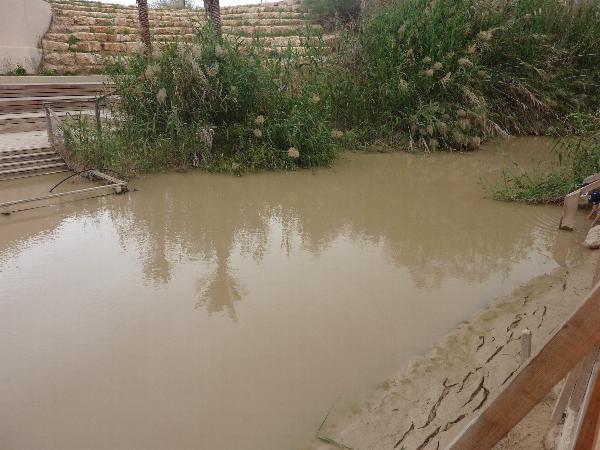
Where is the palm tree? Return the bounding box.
[136,0,152,52]
[203,0,222,36]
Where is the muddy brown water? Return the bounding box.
[0,138,587,450]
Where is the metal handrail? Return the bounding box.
[94,90,118,132]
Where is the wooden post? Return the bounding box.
[94,98,101,133]
[45,105,54,147]
[448,281,600,450]
[521,328,532,363]
[552,362,588,426]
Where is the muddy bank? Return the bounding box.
[316,244,598,450]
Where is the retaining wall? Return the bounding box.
[41,0,326,74]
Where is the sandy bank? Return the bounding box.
[313,239,599,450]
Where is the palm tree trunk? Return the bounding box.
[136,0,152,52]
[203,0,222,36]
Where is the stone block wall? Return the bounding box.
[41,0,330,74]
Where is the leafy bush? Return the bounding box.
[325,0,600,151]
[67,27,343,174]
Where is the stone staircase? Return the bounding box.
[41,0,329,74]
[0,131,67,181]
[0,77,110,180]
[0,77,110,130]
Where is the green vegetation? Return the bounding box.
[64,0,600,176]
[4,65,28,76]
[492,113,600,203]
[65,27,342,173]
[303,0,359,20]
[67,34,79,51]
[327,0,600,150]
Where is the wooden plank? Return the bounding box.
[0,183,124,209]
[573,358,600,450]
[556,350,599,450]
[447,280,600,450]
[552,362,588,426]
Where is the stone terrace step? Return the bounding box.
[53,11,313,22]
[42,32,328,54]
[49,0,305,14]
[51,5,310,19]
[52,12,313,28]
[49,18,310,34]
[44,26,321,46]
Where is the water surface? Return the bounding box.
[0,138,586,450]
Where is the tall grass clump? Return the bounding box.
[325,0,600,150]
[491,112,600,203]
[64,27,343,174]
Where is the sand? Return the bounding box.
[310,245,599,450]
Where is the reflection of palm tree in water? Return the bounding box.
[195,239,243,320]
[108,174,270,317]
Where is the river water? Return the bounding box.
[0,138,586,450]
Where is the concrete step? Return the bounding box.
[0,95,97,114]
[0,156,64,170]
[0,162,69,181]
[0,130,50,152]
[52,12,313,28]
[0,109,96,134]
[0,150,58,162]
[0,145,53,158]
[0,82,110,98]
